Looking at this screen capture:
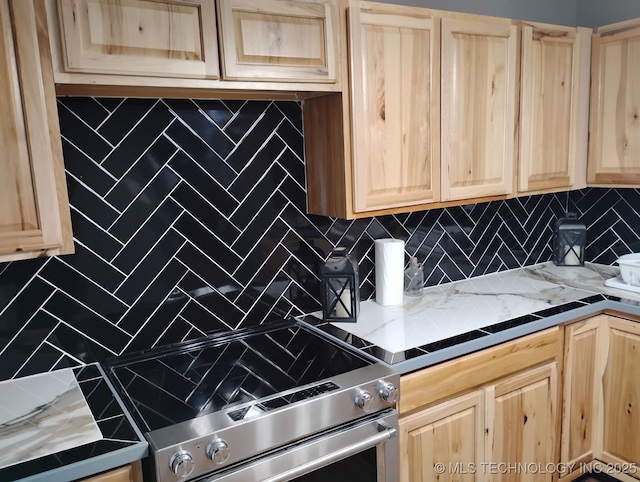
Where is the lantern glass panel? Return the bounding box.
[321,247,360,323]
[553,213,586,266]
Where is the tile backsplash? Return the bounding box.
[0,97,638,381]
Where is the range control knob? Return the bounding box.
[207,438,230,465]
[377,380,399,404]
[169,451,195,478]
[354,388,374,412]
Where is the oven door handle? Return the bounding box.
[260,423,397,482]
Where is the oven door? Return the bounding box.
[199,410,398,482]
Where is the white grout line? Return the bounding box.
[42,309,119,356]
[36,275,130,337]
[102,117,179,199]
[69,205,125,246]
[230,117,286,179]
[0,288,58,359]
[12,320,62,378]
[58,136,119,182]
[113,237,188,326]
[45,341,84,367]
[108,180,183,253]
[65,170,123,215]
[72,239,128,278]
[56,100,116,148]
[92,97,126,130]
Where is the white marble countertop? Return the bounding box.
[0,368,102,470]
[326,262,640,369]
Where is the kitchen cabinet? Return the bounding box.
[561,314,640,480]
[440,17,517,201]
[348,3,440,212]
[517,23,591,195]
[399,328,561,482]
[399,390,484,481]
[81,461,143,482]
[588,19,640,186]
[0,0,73,262]
[217,0,339,83]
[56,0,220,79]
[487,363,558,482]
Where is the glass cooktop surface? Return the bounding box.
[104,321,371,432]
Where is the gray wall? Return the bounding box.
[578,0,640,27]
[378,0,579,25]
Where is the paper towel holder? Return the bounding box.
[320,247,360,323]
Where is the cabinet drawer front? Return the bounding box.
[218,0,337,82]
[441,18,517,201]
[57,0,219,78]
[588,24,640,185]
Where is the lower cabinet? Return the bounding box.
[562,314,640,480]
[399,390,484,481]
[399,328,561,482]
[80,461,143,482]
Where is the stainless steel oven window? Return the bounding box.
[201,410,399,482]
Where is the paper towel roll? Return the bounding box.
[375,238,405,306]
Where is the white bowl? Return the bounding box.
[617,253,640,286]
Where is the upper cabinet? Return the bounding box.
[217,0,338,83]
[0,0,73,262]
[441,18,517,201]
[56,0,220,78]
[588,19,640,185]
[518,23,591,194]
[348,4,440,212]
[48,0,342,92]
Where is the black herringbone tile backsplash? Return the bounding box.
[0,97,638,381]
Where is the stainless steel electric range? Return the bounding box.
[103,319,400,482]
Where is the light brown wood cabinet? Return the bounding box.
[56,0,220,79]
[80,461,143,482]
[440,17,517,201]
[348,3,440,212]
[561,314,640,480]
[399,390,484,481]
[399,328,561,482]
[588,19,640,186]
[517,23,591,195]
[217,0,339,83]
[487,363,558,482]
[0,0,73,262]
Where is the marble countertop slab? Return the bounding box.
[1,364,148,482]
[330,263,600,354]
[0,368,102,469]
[305,262,640,373]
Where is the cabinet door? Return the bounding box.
[518,24,590,194]
[561,317,602,473]
[57,0,219,78]
[349,4,440,212]
[441,18,517,201]
[217,0,337,82]
[399,390,484,482]
[486,363,558,482]
[0,0,72,259]
[601,316,640,468]
[588,20,640,185]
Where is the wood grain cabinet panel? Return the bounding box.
[217,0,338,82]
[561,317,601,470]
[486,363,558,482]
[399,390,484,482]
[0,0,73,261]
[588,20,640,185]
[349,4,440,212]
[601,317,640,469]
[441,17,517,201]
[518,23,590,194]
[56,0,219,78]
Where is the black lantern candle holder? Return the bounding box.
[321,247,360,323]
[553,212,586,266]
